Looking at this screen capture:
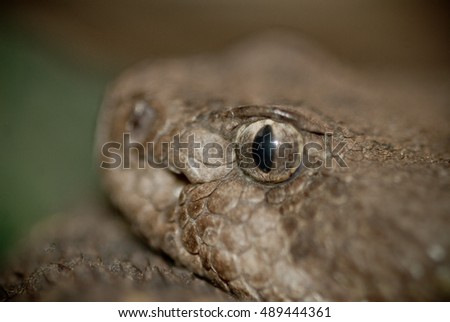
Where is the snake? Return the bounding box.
[95,35,450,301]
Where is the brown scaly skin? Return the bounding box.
[96,34,450,300]
[0,202,233,301]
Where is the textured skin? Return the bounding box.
[0,202,232,301]
[96,34,450,301]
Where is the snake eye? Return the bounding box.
[236,119,304,183]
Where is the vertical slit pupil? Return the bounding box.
[252,124,276,173]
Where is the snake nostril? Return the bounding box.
[126,100,158,142]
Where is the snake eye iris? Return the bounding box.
[236,119,304,183]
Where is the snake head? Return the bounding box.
[96,38,450,300]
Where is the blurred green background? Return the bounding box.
[0,20,109,262]
[1,0,449,263]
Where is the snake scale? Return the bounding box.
[96,34,450,301]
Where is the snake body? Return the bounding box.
[96,35,450,300]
